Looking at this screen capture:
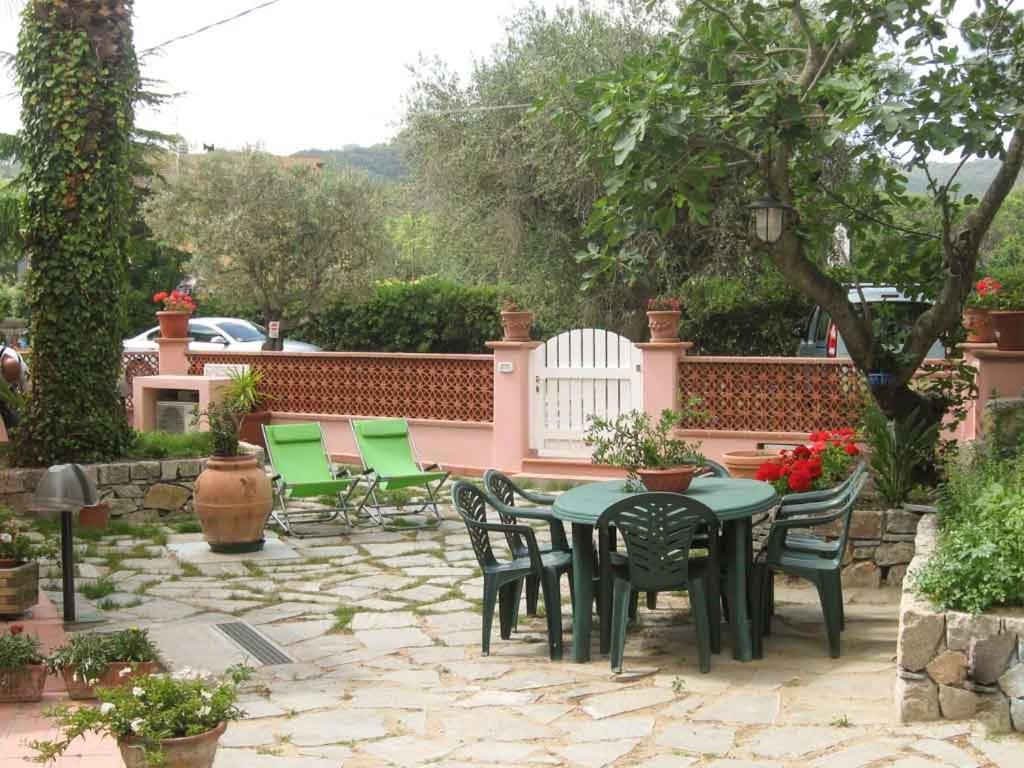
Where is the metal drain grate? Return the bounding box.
[215,622,293,666]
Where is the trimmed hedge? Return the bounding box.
[678,273,811,356]
[306,278,506,353]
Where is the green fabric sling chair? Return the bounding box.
[350,418,449,528]
[262,422,361,536]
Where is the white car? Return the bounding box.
[123,317,321,352]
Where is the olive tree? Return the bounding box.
[560,0,1024,419]
[145,149,387,330]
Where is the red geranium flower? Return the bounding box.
[10,624,24,635]
[152,291,168,303]
[844,442,860,456]
[788,470,813,493]
[755,462,783,482]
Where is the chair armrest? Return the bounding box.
[464,517,543,572]
[514,486,557,506]
[422,463,442,472]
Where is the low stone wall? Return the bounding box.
[0,446,264,520]
[895,515,1023,733]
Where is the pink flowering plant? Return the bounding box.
[32,664,250,766]
[755,428,860,495]
[647,296,681,311]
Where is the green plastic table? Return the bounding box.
[552,477,778,663]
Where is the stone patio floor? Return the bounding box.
[9,506,1024,768]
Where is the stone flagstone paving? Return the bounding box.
[23,507,1024,768]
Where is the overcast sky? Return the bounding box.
[0,0,565,155]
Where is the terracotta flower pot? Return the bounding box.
[77,502,111,532]
[636,465,698,493]
[62,661,163,701]
[962,308,995,343]
[646,310,681,342]
[156,310,190,339]
[0,664,47,703]
[119,721,226,768]
[990,310,1024,351]
[722,449,778,479]
[194,454,273,553]
[500,311,534,342]
[238,410,271,450]
[0,560,39,616]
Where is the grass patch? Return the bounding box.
[331,605,356,633]
[98,596,141,611]
[134,580,160,596]
[242,560,266,577]
[830,714,852,727]
[171,518,202,534]
[179,562,201,577]
[79,579,116,600]
[125,430,214,460]
[102,551,124,572]
[125,544,159,559]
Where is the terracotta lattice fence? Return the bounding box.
[678,356,868,433]
[187,351,494,423]
[121,351,159,415]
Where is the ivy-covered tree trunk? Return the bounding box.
[14,0,136,464]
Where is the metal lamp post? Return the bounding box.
[748,195,792,244]
[32,464,98,622]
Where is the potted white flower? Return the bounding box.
[0,625,47,703]
[32,664,250,767]
[46,628,162,700]
[0,509,55,616]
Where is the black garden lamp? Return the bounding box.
[32,464,98,622]
[748,195,792,244]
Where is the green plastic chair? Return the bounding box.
[751,470,868,659]
[599,493,721,674]
[350,418,449,528]
[263,422,360,536]
[452,480,570,661]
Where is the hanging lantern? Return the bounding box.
[747,195,792,244]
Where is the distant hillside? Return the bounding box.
[292,144,407,183]
[906,158,1022,197]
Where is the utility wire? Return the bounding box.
[139,0,287,55]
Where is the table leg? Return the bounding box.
[599,526,613,655]
[571,522,594,662]
[725,518,753,661]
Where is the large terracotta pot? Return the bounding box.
[0,664,46,703]
[990,310,1024,351]
[962,308,995,343]
[647,310,681,342]
[77,502,110,532]
[636,465,698,493]
[62,661,162,701]
[194,454,272,553]
[156,310,190,339]
[119,721,226,768]
[238,410,271,450]
[500,311,534,342]
[722,449,778,479]
[0,560,39,616]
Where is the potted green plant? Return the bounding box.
[152,289,196,339]
[47,628,162,700]
[0,625,47,703]
[33,664,250,768]
[646,297,682,342]
[0,508,53,616]
[499,299,533,341]
[585,408,705,492]
[192,401,273,552]
[224,367,271,450]
[963,276,1000,343]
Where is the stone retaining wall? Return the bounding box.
[0,446,264,520]
[895,515,1023,733]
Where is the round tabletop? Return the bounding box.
[551,477,779,525]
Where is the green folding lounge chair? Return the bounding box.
[350,418,449,528]
[263,422,361,536]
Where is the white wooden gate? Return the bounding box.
[529,329,642,457]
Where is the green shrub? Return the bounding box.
[914,447,1024,613]
[125,431,214,460]
[0,628,43,669]
[306,277,506,353]
[677,272,810,356]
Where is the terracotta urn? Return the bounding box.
[194,454,273,553]
[636,465,698,493]
[119,721,226,768]
[77,502,110,531]
[0,664,46,703]
[62,661,163,701]
[500,311,534,342]
[156,310,190,339]
[990,310,1024,351]
[647,310,681,342]
[962,308,995,343]
[722,449,778,479]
